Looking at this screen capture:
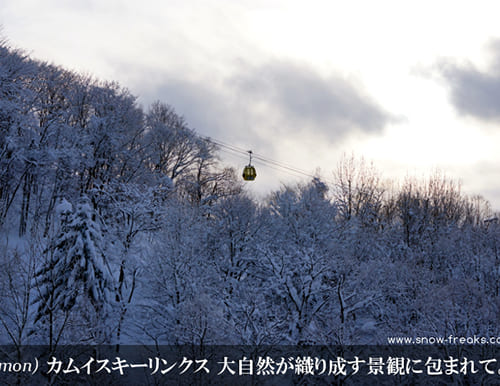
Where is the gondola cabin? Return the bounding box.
[242,165,256,181]
[242,150,256,181]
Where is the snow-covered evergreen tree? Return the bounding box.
[33,196,114,324]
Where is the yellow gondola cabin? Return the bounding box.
[242,150,256,181]
[242,165,256,181]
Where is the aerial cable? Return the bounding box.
[206,137,250,155]
[210,142,244,158]
[204,136,317,180]
[215,145,308,179]
[207,137,316,180]
[252,154,316,178]
[254,159,311,179]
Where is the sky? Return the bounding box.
[2,0,500,208]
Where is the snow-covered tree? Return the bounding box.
[333,153,384,227]
[143,101,200,182]
[0,38,37,231]
[137,200,227,345]
[260,179,338,343]
[33,197,114,331]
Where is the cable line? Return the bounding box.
[204,136,317,180]
[216,145,308,179]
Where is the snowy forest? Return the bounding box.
[1,38,500,349]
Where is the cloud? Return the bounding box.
[130,60,393,145]
[231,61,392,136]
[140,76,243,140]
[435,40,500,122]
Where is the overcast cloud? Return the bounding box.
[437,39,500,122]
[137,61,391,131]
[231,61,392,135]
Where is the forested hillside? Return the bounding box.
[1,39,499,348]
